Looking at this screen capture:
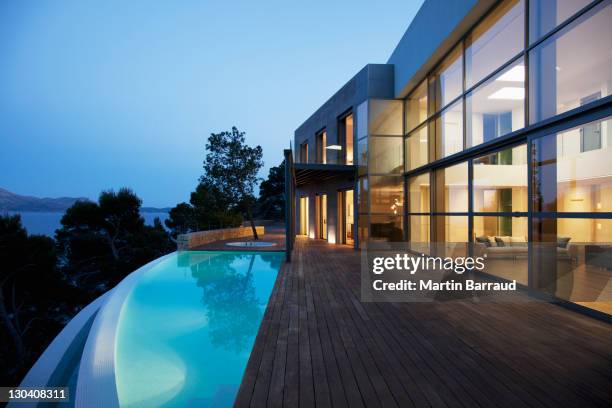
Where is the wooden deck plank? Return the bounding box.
[235,237,612,408]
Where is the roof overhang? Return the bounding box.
[293,163,356,187]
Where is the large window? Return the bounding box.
[529,0,592,44]
[408,173,430,213]
[405,124,429,171]
[430,44,463,112]
[467,58,525,147]
[405,80,428,133]
[370,176,403,214]
[339,113,354,165]
[369,99,403,136]
[529,0,612,123]
[473,145,528,212]
[435,100,464,159]
[369,137,403,174]
[533,117,612,213]
[316,130,327,164]
[465,0,525,88]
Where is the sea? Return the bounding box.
[6,211,170,237]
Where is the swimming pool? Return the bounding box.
[114,251,283,407]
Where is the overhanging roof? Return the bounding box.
[293,163,356,187]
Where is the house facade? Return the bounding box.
[286,0,612,317]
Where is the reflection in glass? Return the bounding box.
[430,44,463,112]
[405,124,429,171]
[356,101,368,139]
[435,100,464,158]
[533,117,612,213]
[529,0,592,44]
[369,136,403,174]
[467,58,525,148]
[465,0,524,88]
[533,217,612,315]
[473,145,527,212]
[370,175,403,214]
[405,80,428,133]
[529,1,612,123]
[357,137,368,175]
[358,176,368,213]
[369,99,403,135]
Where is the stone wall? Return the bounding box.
[177,226,265,250]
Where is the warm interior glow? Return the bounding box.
[488,87,525,100]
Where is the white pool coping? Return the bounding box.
[8,292,111,408]
[74,252,176,408]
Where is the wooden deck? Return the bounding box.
[235,237,612,408]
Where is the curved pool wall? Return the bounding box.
[75,253,175,408]
[8,292,111,408]
[16,250,283,407]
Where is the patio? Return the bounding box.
[235,236,612,407]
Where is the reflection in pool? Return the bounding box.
[115,251,283,407]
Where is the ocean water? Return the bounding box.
[115,251,283,407]
[5,211,169,237]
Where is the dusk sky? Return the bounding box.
[0,0,423,207]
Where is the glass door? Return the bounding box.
[339,190,354,245]
[299,196,309,236]
[316,194,328,240]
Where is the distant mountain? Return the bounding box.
[0,188,169,213]
[0,188,90,212]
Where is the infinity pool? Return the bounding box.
[115,251,283,407]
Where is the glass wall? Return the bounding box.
[430,44,463,112]
[405,80,428,133]
[529,0,593,44]
[435,100,464,158]
[465,0,524,88]
[436,161,468,213]
[533,117,612,213]
[529,0,612,123]
[369,137,403,174]
[405,124,429,171]
[473,144,528,212]
[467,58,525,147]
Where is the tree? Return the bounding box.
[0,215,71,383]
[256,161,285,221]
[57,188,173,292]
[200,127,264,239]
[165,181,243,238]
[165,203,196,238]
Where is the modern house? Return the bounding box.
[285,0,612,316]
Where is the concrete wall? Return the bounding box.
[387,0,497,98]
[177,226,265,250]
[294,64,395,158]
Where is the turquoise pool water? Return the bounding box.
[115,251,283,407]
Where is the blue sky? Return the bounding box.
[0,0,423,207]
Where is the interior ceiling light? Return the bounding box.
[495,65,524,82]
[488,87,525,100]
[326,145,342,150]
